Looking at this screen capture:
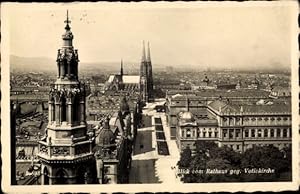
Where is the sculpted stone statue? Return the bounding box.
[54,92,61,103]
[67,90,73,103]
[49,89,55,101]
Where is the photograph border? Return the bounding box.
[1,1,299,192]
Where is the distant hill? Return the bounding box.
[9,55,169,74]
[10,55,57,72]
[9,55,144,73]
[10,55,286,74]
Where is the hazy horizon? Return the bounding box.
[3,2,297,70]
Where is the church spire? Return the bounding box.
[120,59,124,76]
[146,41,151,62]
[141,40,146,62]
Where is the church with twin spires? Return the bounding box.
[104,41,154,103]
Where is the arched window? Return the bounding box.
[236,129,240,138]
[277,129,281,137]
[245,129,249,138]
[258,129,262,138]
[186,129,191,138]
[264,129,268,137]
[229,129,234,138]
[223,129,228,138]
[61,96,67,122]
[283,129,287,138]
[43,167,49,185]
[73,94,78,122]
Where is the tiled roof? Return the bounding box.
[238,104,291,114]
[208,100,227,111]
[208,100,291,114]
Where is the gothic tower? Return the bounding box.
[140,41,148,102]
[38,11,95,185]
[146,42,154,102]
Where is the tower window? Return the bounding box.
[277,129,281,137]
[283,129,287,137]
[264,129,268,137]
[236,129,240,138]
[229,129,234,138]
[223,129,227,138]
[61,96,67,122]
[258,129,262,138]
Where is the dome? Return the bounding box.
[98,128,115,147]
[179,111,195,122]
[97,118,115,146]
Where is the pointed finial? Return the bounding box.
[104,116,110,129]
[64,10,71,30]
[146,41,151,62]
[186,95,190,112]
[142,40,146,62]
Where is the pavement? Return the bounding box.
[129,99,182,184]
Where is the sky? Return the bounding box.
[3,2,297,70]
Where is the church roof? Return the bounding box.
[122,75,140,84]
[106,74,139,84]
[107,75,115,83]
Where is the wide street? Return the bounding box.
[129,99,182,184]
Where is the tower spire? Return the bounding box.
[146,41,151,62]
[64,10,71,30]
[186,96,190,112]
[120,59,123,76]
[142,40,146,62]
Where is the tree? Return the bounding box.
[204,158,239,182]
[177,146,192,168]
[177,141,291,182]
[241,145,291,181]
